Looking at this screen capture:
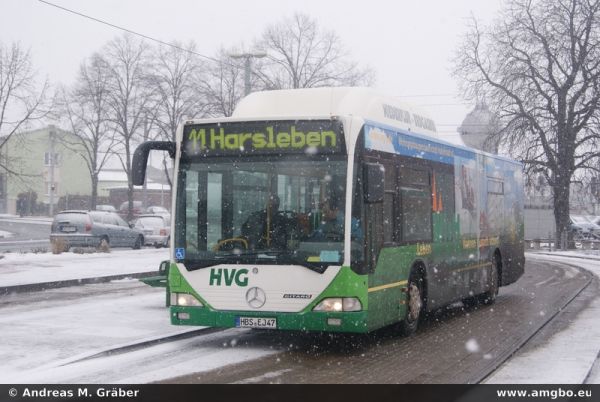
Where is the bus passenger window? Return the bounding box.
[399,168,432,243]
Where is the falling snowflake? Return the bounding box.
[305,146,318,155]
[465,338,480,353]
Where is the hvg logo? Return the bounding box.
[209,268,249,287]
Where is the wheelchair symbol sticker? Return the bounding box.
[175,248,185,260]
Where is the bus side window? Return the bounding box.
[398,168,432,243]
[383,161,397,244]
[433,170,456,242]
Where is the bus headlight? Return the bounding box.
[171,292,203,307]
[313,297,362,312]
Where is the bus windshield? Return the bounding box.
[176,157,350,271]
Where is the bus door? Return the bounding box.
[430,167,459,306]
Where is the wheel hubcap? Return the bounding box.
[408,283,422,322]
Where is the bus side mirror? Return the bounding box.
[132,141,176,186]
[364,163,384,203]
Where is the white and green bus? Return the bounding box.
[133,87,524,334]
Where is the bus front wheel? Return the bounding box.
[398,272,424,336]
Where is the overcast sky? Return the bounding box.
[1,0,503,138]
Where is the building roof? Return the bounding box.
[457,101,499,153]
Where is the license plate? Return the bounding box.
[61,226,76,232]
[235,317,277,329]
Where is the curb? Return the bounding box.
[528,251,600,261]
[0,271,158,295]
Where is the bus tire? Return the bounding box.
[480,251,500,305]
[398,270,424,336]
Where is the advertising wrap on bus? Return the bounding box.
[182,120,345,157]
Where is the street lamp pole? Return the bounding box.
[229,52,267,96]
[49,125,56,217]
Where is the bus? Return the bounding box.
[133,87,525,335]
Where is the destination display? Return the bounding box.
[182,120,344,157]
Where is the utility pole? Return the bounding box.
[49,125,56,216]
[142,114,149,210]
[229,52,267,96]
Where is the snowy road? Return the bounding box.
[1,254,593,384]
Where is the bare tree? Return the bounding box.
[0,42,53,175]
[60,54,115,209]
[151,41,208,187]
[101,34,155,220]
[254,13,374,90]
[199,47,247,117]
[453,0,600,248]
[152,41,208,142]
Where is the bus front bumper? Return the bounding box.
[170,306,369,333]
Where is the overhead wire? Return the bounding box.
[37,0,233,67]
[38,0,480,124]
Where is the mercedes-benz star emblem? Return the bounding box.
[246,287,266,309]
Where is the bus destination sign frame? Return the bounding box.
[182,120,345,158]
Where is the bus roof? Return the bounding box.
[232,87,439,137]
[181,87,520,166]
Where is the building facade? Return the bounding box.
[0,125,91,215]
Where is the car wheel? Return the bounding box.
[133,235,143,250]
[98,236,110,252]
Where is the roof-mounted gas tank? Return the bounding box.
[232,87,438,138]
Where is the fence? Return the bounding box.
[525,238,600,250]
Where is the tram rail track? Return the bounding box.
[59,327,224,367]
[476,258,596,383]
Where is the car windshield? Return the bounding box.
[176,157,349,271]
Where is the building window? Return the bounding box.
[44,152,61,166]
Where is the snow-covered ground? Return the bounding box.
[0,280,277,383]
[1,249,599,383]
[0,248,168,287]
[0,230,13,238]
[0,248,279,383]
[486,252,600,384]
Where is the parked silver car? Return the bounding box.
[95,204,117,212]
[132,214,170,248]
[145,206,169,215]
[569,215,600,240]
[50,210,144,250]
